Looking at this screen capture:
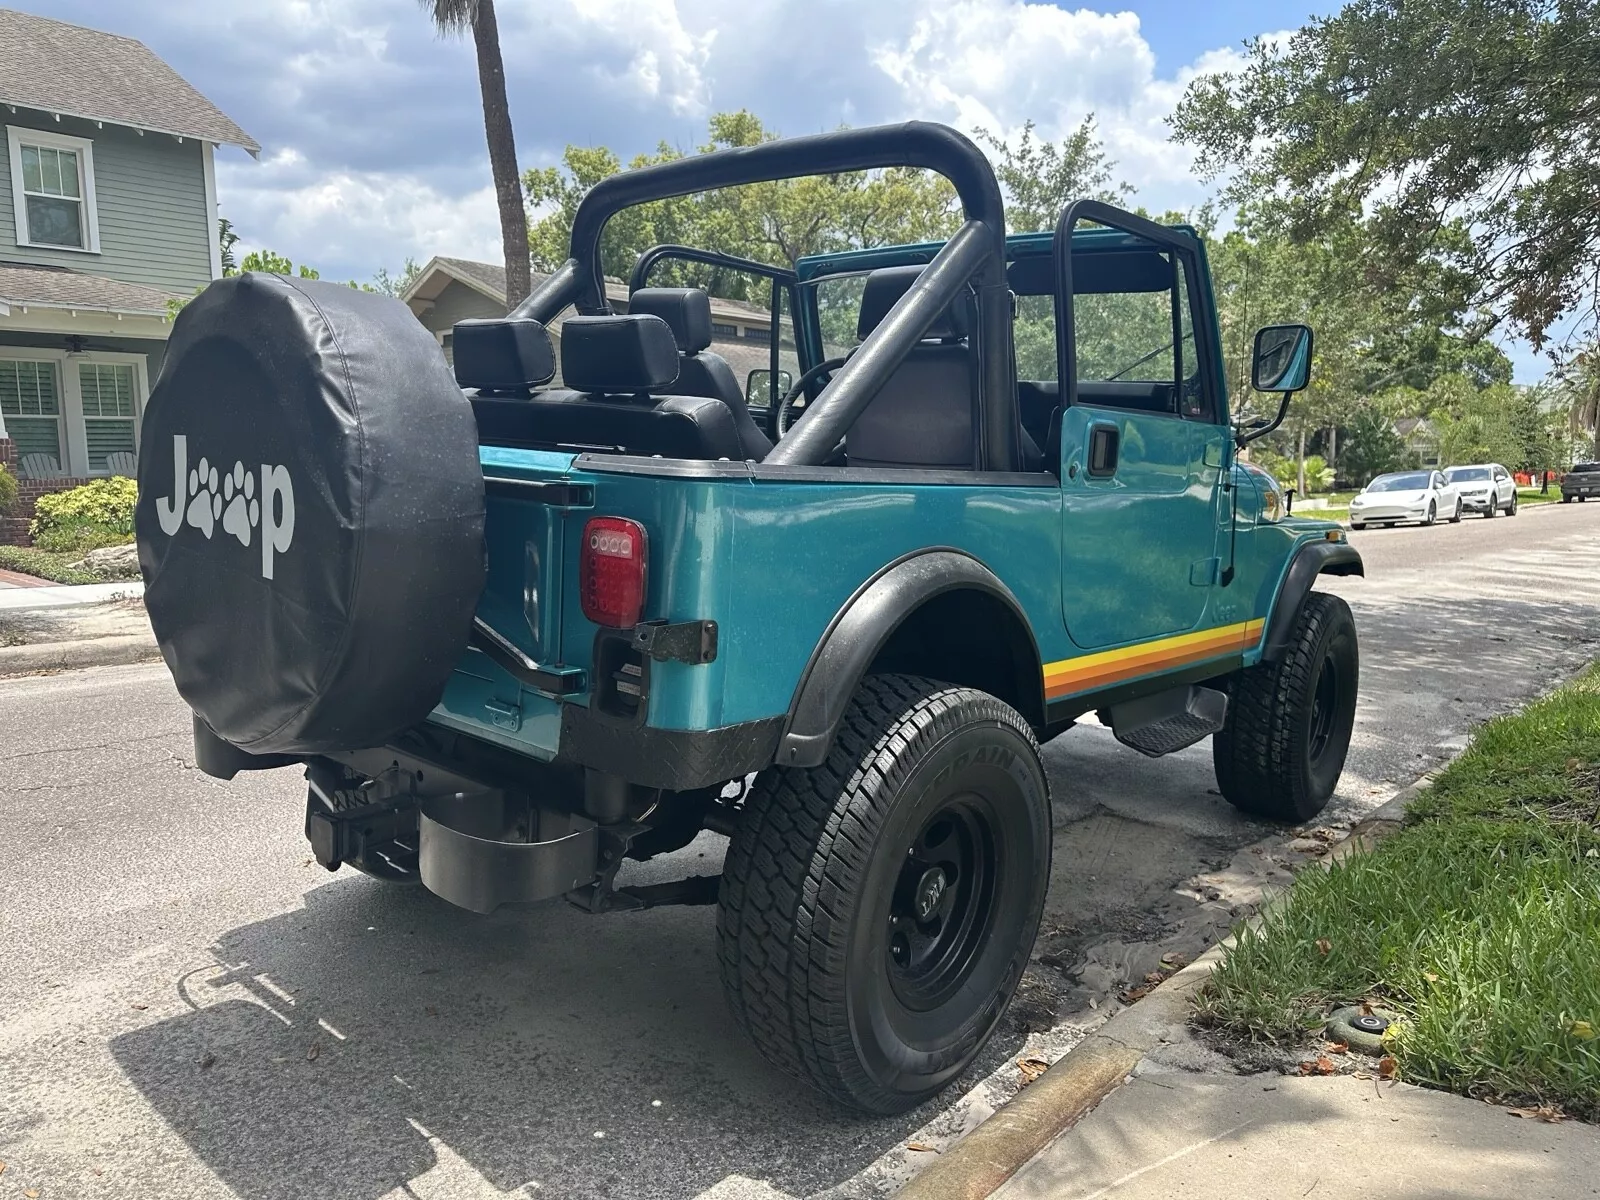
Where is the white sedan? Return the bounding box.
[1443,463,1519,517]
[1348,469,1462,529]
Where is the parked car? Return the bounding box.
[1348,469,1462,528]
[1562,462,1600,502]
[134,122,1363,1115]
[1443,463,1518,517]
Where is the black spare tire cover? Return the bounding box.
[136,274,486,755]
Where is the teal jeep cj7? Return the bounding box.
[136,123,1361,1114]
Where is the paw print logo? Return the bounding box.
[154,435,296,580]
[185,456,223,538]
[221,461,260,547]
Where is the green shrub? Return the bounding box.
[0,464,17,516]
[29,477,137,553]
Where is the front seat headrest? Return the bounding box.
[856,265,970,342]
[628,288,713,354]
[559,314,681,394]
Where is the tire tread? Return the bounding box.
[716,674,1043,1111]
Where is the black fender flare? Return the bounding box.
[777,549,1043,769]
[1263,540,1364,661]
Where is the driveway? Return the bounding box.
[2,502,1597,1200]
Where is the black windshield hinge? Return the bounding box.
[631,619,718,665]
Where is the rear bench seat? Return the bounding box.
[463,313,746,460]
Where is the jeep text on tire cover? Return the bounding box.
[151,435,295,577]
[138,122,1362,1114]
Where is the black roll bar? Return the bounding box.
[513,121,1019,470]
[1053,198,1203,411]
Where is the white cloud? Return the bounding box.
[52,0,1260,280]
[218,151,501,277]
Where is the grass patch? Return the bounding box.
[1197,665,1600,1118]
[0,545,136,585]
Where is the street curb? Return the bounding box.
[894,778,1433,1200]
[0,632,162,677]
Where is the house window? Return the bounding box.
[79,362,139,472]
[711,322,738,337]
[7,127,99,252]
[742,326,770,341]
[0,359,63,469]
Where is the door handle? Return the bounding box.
[1086,425,1120,477]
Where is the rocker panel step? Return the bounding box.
[1104,684,1228,759]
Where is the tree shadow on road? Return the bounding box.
[109,870,1019,1200]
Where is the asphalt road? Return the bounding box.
[2,501,1598,1200]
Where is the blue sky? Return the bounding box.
[25,1,1552,380]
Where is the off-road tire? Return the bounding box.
[1213,591,1358,823]
[717,674,1051,1113]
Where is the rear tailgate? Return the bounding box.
[429,447,591,756]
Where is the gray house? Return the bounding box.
[0,8,255,533]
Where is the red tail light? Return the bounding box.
[580,517,648,628]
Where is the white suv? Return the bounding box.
[1443,463,1518,517]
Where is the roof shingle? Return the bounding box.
[0,9,258,153]
[0,263,182,314]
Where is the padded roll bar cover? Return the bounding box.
[560,314,681,393]
[1262,539,1364,661]
[135,274,486,755]
[453,316,556,391]
[628,288,714,354]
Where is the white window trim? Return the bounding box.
[0,348,146,476]
[201,142,222,279]
[7,126,101,254]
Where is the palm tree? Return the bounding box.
[422,0,531,305]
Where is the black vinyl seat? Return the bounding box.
[469,314,745,461]
[847,266,1042,471]
[628,287,773,461]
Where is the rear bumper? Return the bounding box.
[557,706,783,790]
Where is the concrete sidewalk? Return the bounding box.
[996,1070,1600,1200]
[0,578,143,609]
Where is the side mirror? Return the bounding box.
[1251,324,1313,393]
[745,368,792,408]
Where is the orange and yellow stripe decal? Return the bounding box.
[1043,618,1266,701]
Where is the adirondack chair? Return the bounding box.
[105,451,138,477]
[18,453,65,479]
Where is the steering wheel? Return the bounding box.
[776,356,849,437]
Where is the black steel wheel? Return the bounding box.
[1214,592,1359,823]
[717,674,1051,1113]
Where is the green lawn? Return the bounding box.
[1196,666,1600,1119]
[0,545,137,585]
